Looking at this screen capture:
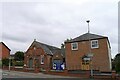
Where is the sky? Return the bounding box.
[0,0,119,58]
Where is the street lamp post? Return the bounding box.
[86,20,91,54]
[86,20,90,33]
[9,56,11,72]
[86,20,93,78]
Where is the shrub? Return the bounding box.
[2,58,9,66]
[14,61,24,66]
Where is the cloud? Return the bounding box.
[1,0,118,58]
[2,33,29,43]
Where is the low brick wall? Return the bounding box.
[44,69,119,79]
[116,75,120,80]
[93,75,112,79]
[44,70,90,78]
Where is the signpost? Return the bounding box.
[87,53,93,77]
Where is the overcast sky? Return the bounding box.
[0,0,118,58]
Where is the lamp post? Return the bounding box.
[86,20,93,78]
[86,20,90,33]
[86,20,91,54]
[9,56,11,72]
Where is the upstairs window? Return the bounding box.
[91,40,99,49]
[71,42,78,50]
[41,55,44,64]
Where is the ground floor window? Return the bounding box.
[41,55,44,64]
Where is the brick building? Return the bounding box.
[65,33,111,72]
[24,40,65,71]
[0,42,11,60]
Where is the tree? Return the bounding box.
[2,58,9,66]
[14,51,24,61]
[112,59,115,70]
[61,43,65,49]
[114,53,120,72]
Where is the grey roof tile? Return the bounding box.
[65,33,107,43]
[31,41,60,55]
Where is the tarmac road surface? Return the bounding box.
[1,70,111,80]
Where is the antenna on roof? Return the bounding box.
[86,20,90,33]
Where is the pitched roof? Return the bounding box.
[0,42,11,51]
[65,33,108,43]
[30,40,61,55]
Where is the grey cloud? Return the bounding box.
[1,1,118,58]
[2,33,29,43]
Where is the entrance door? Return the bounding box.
[81,61,90,70]
[53,60,63,70]
[29,58,33,68]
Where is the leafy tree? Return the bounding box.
[112,59,115,70]
[14,51,24,61]
[114,53,120,72]
[61,43,65,49]
[2,58,9,66]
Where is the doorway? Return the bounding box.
[29,58,33,68]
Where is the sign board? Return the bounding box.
[83,57,91,61]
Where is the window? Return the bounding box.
[71,42,78,50]
[33,47,36,50]
[91,40,99,48]
[41,55,44,64]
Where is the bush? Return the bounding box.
[14,61,24,66]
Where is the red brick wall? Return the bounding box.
[65,38,111,72]
[52,53,63,61]
[0,43,10,59]
[24,46,52,70]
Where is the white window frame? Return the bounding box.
[71,42,78,50]
[91,40,99,49]
[41,55,44,64]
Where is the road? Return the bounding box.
[1,70,111,80]
[2,70,75,78]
